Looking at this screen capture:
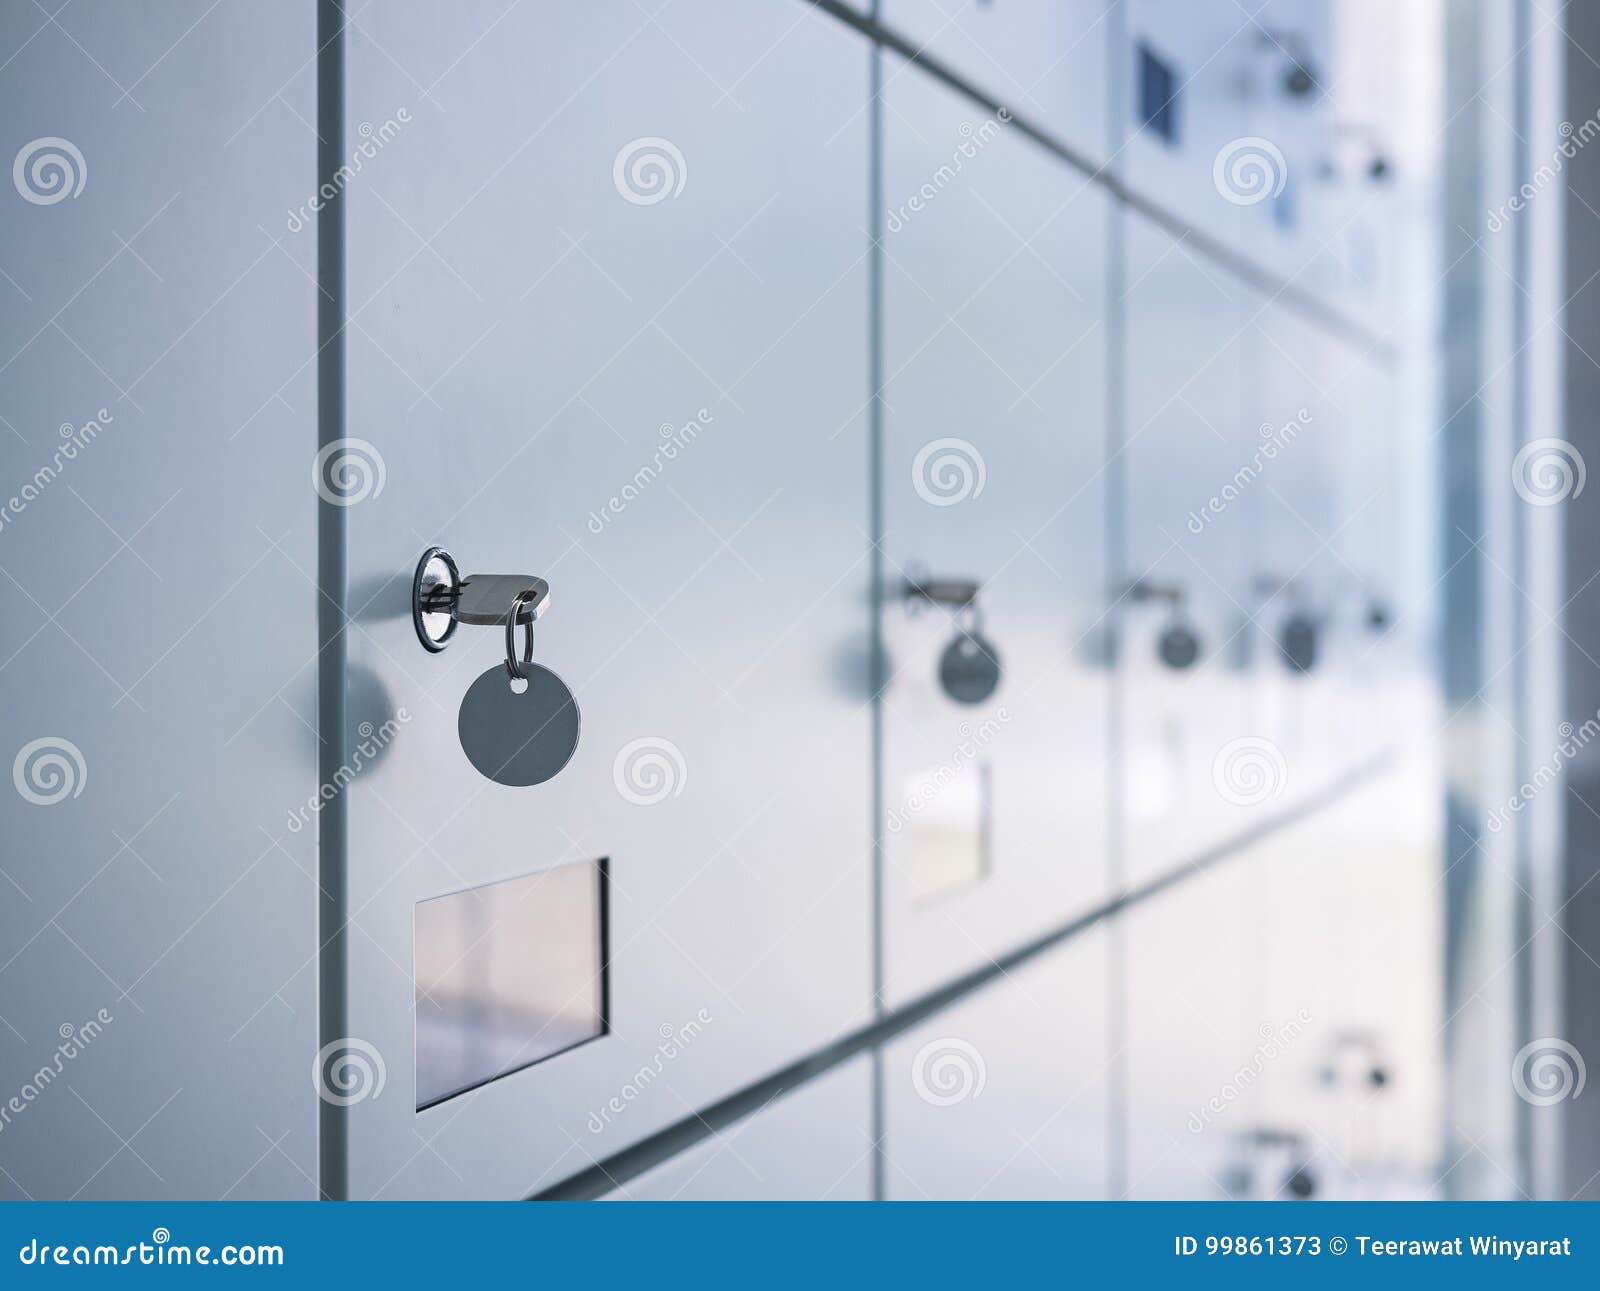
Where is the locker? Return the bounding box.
[1244,300,1345,802]
[602,1057,874,1200]
[0,0,1456,1207]
[340,0,875,1198]
[881,1,1112,159]
[0,4,319,1198]
[1122,1,1256,259]
[1119,210,1257,890]
[883,929,1110,1199]
[1230,0,1339,290]
[1329,351,1404,767]
[1122,858,1263,1199]
[1251,774,1445,1199]
[879,63,1111,1005]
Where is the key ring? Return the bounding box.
[505,589,537,683]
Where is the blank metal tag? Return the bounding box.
[939,630,1002,706]
[458,663,581,786]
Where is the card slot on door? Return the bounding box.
[413,859,609,1110]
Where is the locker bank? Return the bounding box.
[0,0,1589,1201]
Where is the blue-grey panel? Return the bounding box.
[879,64,1111,1004]
[339,0,874,1198]
[0,3,319,1197]
[883,928,1110,1198]
[602,1055,874,1200]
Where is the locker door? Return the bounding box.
[1122,859,1263,1199]
[884,929,1110,1199]
[339,2,874,1198]
[1253,778,1444,1199]
[1234,0,1337,290]
[602,1057,874,1200]
[0,4,319,1198]
[1245,301,1343,802]
[1123,1,1255,260]
[881,1,1112,159]
[879,65,1110,1006]
[1120,211,1256,890]
[1330,352,1402,767]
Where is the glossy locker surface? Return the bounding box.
[1250,773,1445,1199]
[1244,301,1344,804]
[1122,0,1256,261]
[881,0,1111,159]
[0,4,319,1197]
[1122,857,1263,1199]
[879,65,1110,1005]
[1232,0,1338,291]
[1119,211,1255,890]
[1327,350,1403,767]
[341,1,873,1198]
[602,1057,874,1200]
[883,930,1111,1199]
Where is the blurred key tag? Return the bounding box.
[458,664,581,786]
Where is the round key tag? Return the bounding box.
[458,663,581,786]
[1158,621,1201,670]
[939,629,1002,705]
